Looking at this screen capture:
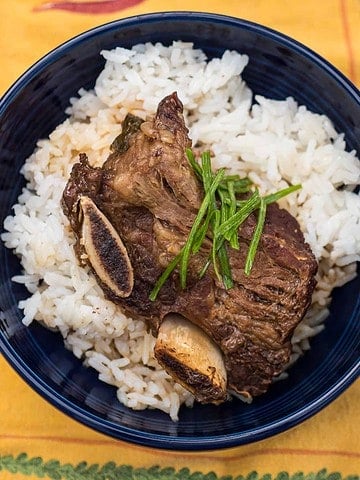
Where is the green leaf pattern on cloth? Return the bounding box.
[0,454,359,480]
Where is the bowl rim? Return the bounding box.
[1,335,359,450]
[1,11,360,106]
[1,11,359,450]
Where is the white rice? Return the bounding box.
[2,41,359,420]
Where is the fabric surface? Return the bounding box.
[0,0,359,478]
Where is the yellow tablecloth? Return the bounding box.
[1,1,359,478]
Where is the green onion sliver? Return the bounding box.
[264,184,301,205]
[244,197,267,275]
[185,148,202,178]
[217,189,260,242]
[227,180,239,249]
[191,214,211,253]
[211,209,222,281]
[217,243,234,289]
[179,167,226,289]
[149,252,182,301]
[151,147,302,300]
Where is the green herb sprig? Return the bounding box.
[149,149,301,301]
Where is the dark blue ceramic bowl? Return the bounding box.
[0,12,359,450]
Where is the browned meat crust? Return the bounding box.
[62,92,317,401]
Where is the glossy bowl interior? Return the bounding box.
[0,12,359,450]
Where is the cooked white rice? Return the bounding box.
[2,41,360,420]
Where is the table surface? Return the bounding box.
[1,1,359,479]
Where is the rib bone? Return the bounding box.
[154,314,227,404]
[79,196,134,298]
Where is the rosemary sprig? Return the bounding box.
[149,149,301,301]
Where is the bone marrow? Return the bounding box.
[154,314,228,404]
[79,196,134,298]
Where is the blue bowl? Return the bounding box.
[0,12,359,450]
